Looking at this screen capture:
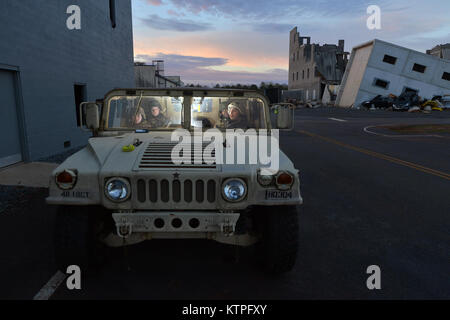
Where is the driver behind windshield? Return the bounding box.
[140,98,170,128]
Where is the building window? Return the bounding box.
[74,84,87,127]
[412,63,426,73]
[307,68,310,79]
[302,70,305,79]
[296,72,298,81]
[402,87,418,95]
[293,73,295,81]
[383,54,397,65]
[109,0,116,28]
[373,78,390,89]
[442,72,450,81]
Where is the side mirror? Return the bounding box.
[270,103,295,130]
[80,102,99,131]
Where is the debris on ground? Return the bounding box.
[360,92,450,113]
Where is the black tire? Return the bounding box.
[256,205,299,274]
[54,206,107,273]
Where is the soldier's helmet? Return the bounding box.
[227,102,244,114]
[142,97,163,116]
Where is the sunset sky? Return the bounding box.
[132,0,450,85]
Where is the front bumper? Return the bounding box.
[112,211,240,237]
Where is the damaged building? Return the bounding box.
[336,39,450,108]
[286,27,348,102]
[427,44,450,60]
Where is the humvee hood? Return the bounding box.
[89,131,295,174]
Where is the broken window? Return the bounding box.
[442,72,450,81]
[383,55,397,65]
[412,63,426,73]
[373,78,389,89]
[402,87,418,95]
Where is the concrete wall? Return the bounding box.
[337,39,450,108]
[0,0,134,161]
[336,42,373,107]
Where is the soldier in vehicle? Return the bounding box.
[217,104,230,127]
[142,98,170,128]
[226,102,248,129]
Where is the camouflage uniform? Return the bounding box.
[147,114,170,128]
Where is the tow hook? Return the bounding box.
[220,221,235,236]
[117,224,133,238]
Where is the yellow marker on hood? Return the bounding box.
[122,144,135,152]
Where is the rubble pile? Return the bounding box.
[359,92,450,113]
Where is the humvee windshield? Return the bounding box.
[106,95,267,130]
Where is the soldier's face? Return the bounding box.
[229,108,240,120]
[134,113,143,124]
[151,107,160,117]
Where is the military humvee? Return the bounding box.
[47,88,302,274]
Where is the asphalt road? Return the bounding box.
[1,107,449,300]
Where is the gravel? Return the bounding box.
[0,185,48,215]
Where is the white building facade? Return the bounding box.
[336,39,450,108]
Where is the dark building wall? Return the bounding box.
[0,0,134,162]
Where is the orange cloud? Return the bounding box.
[134,33,288,70]
[146,0,163,6]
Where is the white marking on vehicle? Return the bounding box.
[33,271,67,300]
[363,125,443,138]
[328,118,347,122]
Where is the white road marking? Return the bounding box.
[328,118,347,122]
[33,270,67,300]
[363,125,443,138]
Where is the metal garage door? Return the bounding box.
[0,69,22,167]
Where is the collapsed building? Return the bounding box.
[336,39,450,108]
[427,44,450,60]
[285,27,348,103]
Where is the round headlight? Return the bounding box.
[257,171,274,186]
[222,178,247,202]
[105,178,130,202]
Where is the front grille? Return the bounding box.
[136,178,217,204]
[138,142,216,169]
